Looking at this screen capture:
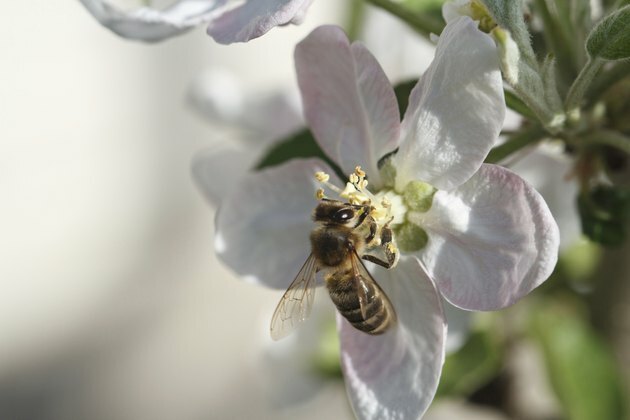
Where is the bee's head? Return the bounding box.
[313,199,368,227]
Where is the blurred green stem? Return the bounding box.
[485,126,548,163]
[583,130,630,155]
[363,0,443,36]
[346,0,366,40]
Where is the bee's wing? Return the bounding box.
[270,254,320,341]
[350,250,397,324]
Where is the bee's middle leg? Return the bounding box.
[362,226,398,269]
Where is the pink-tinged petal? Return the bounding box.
[393,17,504,191]
[414,164,560,311]
[510,147,580,251]
[207,0,314,44]
[295,26,400,188]
[339,257,446,420]
[215,158,340,290]
[79,0,227,42]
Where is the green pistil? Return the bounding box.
[395,223,429,252]
[403,180,437,212]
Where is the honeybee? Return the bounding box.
[270,198,399,340]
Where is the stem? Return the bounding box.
[583,130,630,155]
[511,82,564,134]
[363,0,443,37]
[485,126,548,164]
[533,0,578,85]
[345,0,366,41]
[566,57,605,113]
[504,89,537,120]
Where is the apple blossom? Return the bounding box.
[78,0,314,43]
[196,17,559,420]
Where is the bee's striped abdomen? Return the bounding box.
[326,271,394,335]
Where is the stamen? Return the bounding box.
[314,171,343,194]
[315,188,326,200]
[314,172,329,183]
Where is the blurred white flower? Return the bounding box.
[189,68,303,205]
[78,0,314,43]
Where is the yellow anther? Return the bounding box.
[315,172,330,183]
[316,188,326,200]
[354,166,366,178]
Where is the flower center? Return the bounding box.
[314,167,437,253]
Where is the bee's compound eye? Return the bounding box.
[333,208,355,223]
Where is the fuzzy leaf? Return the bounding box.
[586,5,630,60]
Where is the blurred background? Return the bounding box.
[1,1,628,419]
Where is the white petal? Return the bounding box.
[415,164,560,311]
[393,17,504,191]
[339,257,446,420]
[510,146,581,251]
[215,158,340,289]
[207,0,314,44]
[79,0,226,42]
[295,26,401,188]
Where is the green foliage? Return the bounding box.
[577,185,630,246]
[586,5,630,60]
[393,79,417,117]
[530,299,627,420]
[402,0,444,13]
[436,329,504,397]
[255,129,340,175]
[312,321,343,378]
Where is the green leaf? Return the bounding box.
[531,300,627,420]
[255,129,340,174]
[577,185,630,246]
[436,329,504,397]
[393,79,417,118]
[586,5,630,60]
